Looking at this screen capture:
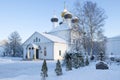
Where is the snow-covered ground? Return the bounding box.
[0,57,120,80]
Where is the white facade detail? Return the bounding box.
[23,32,67,60]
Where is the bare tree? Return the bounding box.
[74,1,107,58]
[96,31,107,56]
[0,40,10,56]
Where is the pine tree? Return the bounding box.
[41,59,48,79]
[55,60,62,76]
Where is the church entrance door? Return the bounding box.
[36,49,39,59]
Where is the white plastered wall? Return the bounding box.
[53,43,67,60]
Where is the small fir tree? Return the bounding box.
[64,53,72,71]
[41,59,48,79]
[66,58,72,71]
[79,55,84,67]
[73,53,79,69]
[85,56,89,66]
[55,60,62,76]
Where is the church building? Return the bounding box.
[23,7,82,60]
[106,36,120,58]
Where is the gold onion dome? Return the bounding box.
[51,15,58,22]
[61,8,68,17]
[72,17,79,23]
[64,11,72,19]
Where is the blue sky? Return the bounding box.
[0,0,120,42]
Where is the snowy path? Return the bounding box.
[0,57,120,80]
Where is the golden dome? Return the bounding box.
[72,17,79,23]
[64,11,72,19]
[61,8,67,17]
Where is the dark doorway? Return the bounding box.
[36,49,39,59]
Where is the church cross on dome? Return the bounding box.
[64,1,66,9]
[61,1,68,18]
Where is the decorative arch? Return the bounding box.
[25,43,39,59]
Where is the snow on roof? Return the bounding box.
[29,43,38,48]
[108,35,120,39]
[49,23,70,32]
[23,32,66,45]
[108,36,120,42]
[40,33,66,43]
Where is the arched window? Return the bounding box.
[29,48,31,50]
[36,37,38,42]
[59,50,61,56]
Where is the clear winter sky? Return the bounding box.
[0,0,120,42]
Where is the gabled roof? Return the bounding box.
[40,32,66,43]
[23,32,66,45]
[108,35,120,41]
[109,35,120,39]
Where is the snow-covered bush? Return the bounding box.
[79,55,84,67]
[72,53,79,69]
[63,52,86,70]
[55,60,62,76]
[85,56,89,66]
[41,59,48,78]
[64,53,72,71]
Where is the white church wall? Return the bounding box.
[23,32,54,60]
[106,37,120,57]
[39,43,54,60]
[54,43,67,60]
[23,46,27,59]
[23,42,54,60]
